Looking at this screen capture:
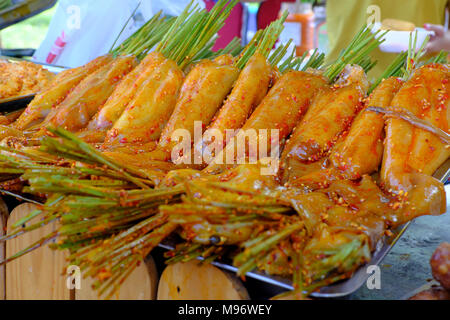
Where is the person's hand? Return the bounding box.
[424,24,450,53]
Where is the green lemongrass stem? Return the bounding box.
[179,0,238,69]
[282,48,305,71]
[272,40,295,70]
[134,19,176,59]
[403,31,430,80]
[45,127,150,188]
[156,0,196,53]
[302,49,325,71]
[292,250,305,293]
[0,200,63,242]
[257,11,288,58]
[128,16,170,54]
[11,195,63,228]
[216,37,243,57]
[104,258,140,299]
[236,258,258,276]
[165,244,204,264]
[23,166,139,182]
[185,184,284,207]
[369,51,407,93]
[85,214,168,265]
[235,30,264,69]
[429,50,448,64]
[0,231,58,266]
[86,222,176,280]
[0,215,58,245]
[109,2,142,53]
[234,223,303,265]
[324,26,387,82]
[241,230,274,249]
[418,50,448,67]
[73,217,166,265]
[236,11,288,70]
[268,40,290,65]
[58,209,158,238]
[0,190,42,205]
[89,253,138,293]
[309,238,363,280]
[169,11,209,64]
[0,145,57,163]
[304,274,349,295]
[60,206,156,228]
[112,10,162,54]
[25,177,120,198]
[184,194,288,213]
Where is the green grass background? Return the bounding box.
[1,5,55,49]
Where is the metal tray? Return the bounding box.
[159,158,450,298]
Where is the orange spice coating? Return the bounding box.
[330,77,404,179]
[206,70,328,171]
[13,54,113,131]
[381,64,450,193]
[104,55,184,146]
[41,55,138,133]
[83,52,168,142]
[155,57,240,159]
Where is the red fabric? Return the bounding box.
[205,0,243,50]
[257,0,295,29]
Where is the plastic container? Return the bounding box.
[371,22,434,53]
[280,2,315,56]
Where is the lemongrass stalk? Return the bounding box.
[234,223,303,266]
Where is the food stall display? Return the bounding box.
[0,0,447,300]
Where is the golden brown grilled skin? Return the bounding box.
[81,52,167,143]
[381,64,450,194]
[329,77,404,180]
[104,56,184,146]
[280,68,368,184]
[103,56,239,167]
[152,57,240,161]
[38,55,138,134]
[204,53,272,145]
[206,71,328,172]
[13,55,113,131]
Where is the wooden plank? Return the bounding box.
[157,260,249,300]
[75,255,158,300]
[0,197,8,300]
[6,203,70,300]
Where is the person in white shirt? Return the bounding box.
[33,0,204,68]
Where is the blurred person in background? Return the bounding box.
[425,23,450,52]
[325,0,449,79]
[33,0,204,68]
